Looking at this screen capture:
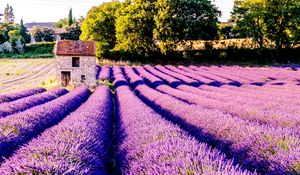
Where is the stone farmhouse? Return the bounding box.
[55,40,96,87]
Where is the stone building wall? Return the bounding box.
[56,56,96,87]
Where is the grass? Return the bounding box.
[40,76,58,90]
[0,53,54,59]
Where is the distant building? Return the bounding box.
[0,13,3,21]
[55,40,96,87]
[25,22,64,43]
[25,22,55,29]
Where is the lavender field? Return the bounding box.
[0,65,299,175]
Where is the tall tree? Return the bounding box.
[60,24,82,40]
[19,19,31,43]
[4,4,14,24]
[231,0,267,48]
[264,0,300,50]
[154,0,220,54]
[231,0,300,49]
[115,0,157,57]
[81,1,125,57]
[68,8,73,26]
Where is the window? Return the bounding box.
[81,75,86,82]
[72,57,80,67]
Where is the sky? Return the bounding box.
[0,0,234,24]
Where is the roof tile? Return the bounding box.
[56,40,96,56]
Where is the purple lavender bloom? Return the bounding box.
[0,86,112,175]
[123,66,300,175]
[0,87,46,104]
[154,65,201,86]
[0,86,90,162]
[113,66,255,175]
[96,65,101,78]
[98,65,111,81]
[0,88,68,118]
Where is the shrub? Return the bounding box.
[26,42,55,54]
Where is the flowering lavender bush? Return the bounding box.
[0,64,298,174]
[0,87,46,104]
[98,65,111,81]
[113,66,255,175]
[123,66,300,174]
[0,86,112,175]
[0,88,68,118]
[0,86,90,161]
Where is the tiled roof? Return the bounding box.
[55,40,96,56]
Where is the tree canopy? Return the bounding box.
[81,1,125,57]
[81,0,220,58]
[154,0,220,54]
[231,0,300,49]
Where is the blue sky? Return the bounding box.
[0,0,234,23]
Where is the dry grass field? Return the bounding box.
[0,59,56,93]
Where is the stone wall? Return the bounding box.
[56,56,96,87]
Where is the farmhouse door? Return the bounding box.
[61,71,71,87]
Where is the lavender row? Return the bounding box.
[0,88,68,118]
[123,66,300,174]
[139,66,300,129]
[167,65,233,85]
[154,65,201,86]
[0,87,46,104]
[0,86,113,175]
[98,65,111,81]
[113,66,254,175]
[96,65,101,78]
[0,86,90,162]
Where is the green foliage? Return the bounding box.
[81,1,125,57]
[115,0,157,58]
[82,0,219,59]
[153,0,220,54]
[218,23,238,40]
[0,42,55,58]
[30,27,55,42]
[264,0,300,49]
[0,23,17,42]
[19,19,31,43]
[231,0,300,49]
[60,24,82,40]
[8,30,25,45]
[231,0,267,48]
[53,18,68,28]
[68,8,74,26]
[26,42,55,54]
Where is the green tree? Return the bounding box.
[30,27,55,42]
[231,0,267,48]
[231,0,300,49]
[81,1,125,57]
[19,19,31,43]
[264,0,300,50]
[0,23,17,42]
[53,18,68,28]
[68,8,73,26]
[8,30,25,53]
[154,0,220,54]
[4,4,14,24]
[60,24,82,40]
[115,0,157,57]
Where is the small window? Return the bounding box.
[72,57,80,67]
[81,75,86,82]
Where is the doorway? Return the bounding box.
[61,71,71,87]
